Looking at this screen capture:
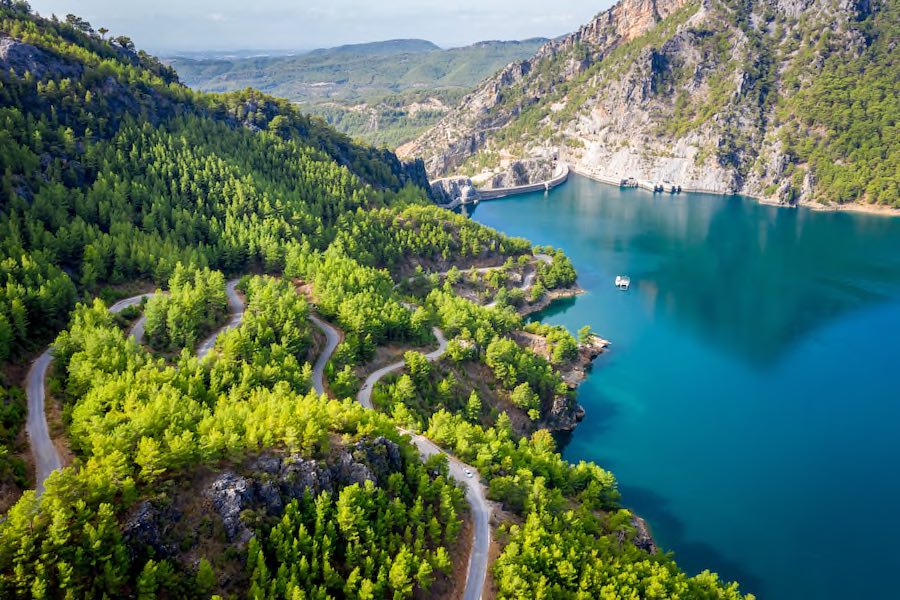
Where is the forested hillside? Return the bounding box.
[169,38,547,148]
[405,0,899,208]
[0,4,751,598]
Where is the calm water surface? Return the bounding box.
[468,174,900,600]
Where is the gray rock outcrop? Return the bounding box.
[0,35,84,80]
[431,177,480,206]
[206,472,256,544]
[543,395,586,432]
[124,437,406,557]
[487,159,553,189]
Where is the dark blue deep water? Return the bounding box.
[468,174,900,599]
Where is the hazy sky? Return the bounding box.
[28,1,610,54]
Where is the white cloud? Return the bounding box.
[207,12,227,22]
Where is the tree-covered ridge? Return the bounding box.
[0,5,752,598]
[0,1,427,361]
[332,205,532,275]
[169,39,548,104]
[0,0,425,508]
[2,277,465,597]
[0,3,427,190]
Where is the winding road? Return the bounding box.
[406,431,491,600]
[308,314,341,396]
[197,279,243,359]
[310,312,490,599]
[26,278,493,598]
[351,324,491,600]
[357,327,448,410]
[26,280,243,494]
[26,292,154,494]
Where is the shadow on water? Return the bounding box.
[480,175,900,367]
[620,484,765,597]
[470,176,900,600]
[525,296,577,323]
[553,392,621,457]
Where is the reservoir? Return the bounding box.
[468,174,900,600]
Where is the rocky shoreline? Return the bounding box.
[520,292,662,554]
[546,333,610,431]
[573,166,900,218]
[511,288,609,432]
[519,286,584,317]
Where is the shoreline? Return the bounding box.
[569,166,900,218]
[521,288,660,555]
[515,285,607,433]
[519,286,584,317]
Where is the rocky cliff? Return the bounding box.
[401,0,898,208]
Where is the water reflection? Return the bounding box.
[480,176,900,364]
[468,175,900,600]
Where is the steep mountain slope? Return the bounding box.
[169,38,547,147]
[403,0,898,208]
[0,6,753,599]
[0,1,427,505]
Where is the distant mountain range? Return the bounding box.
[166,38,547,148]
[403,0,898,209]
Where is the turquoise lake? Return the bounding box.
[467,174,900,599]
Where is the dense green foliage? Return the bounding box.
[144,265,227,352]
[0,253,76,361]
[370,287,571,428]
[209,276,314,395]
[486,337,567,414]
[285,245,430,364]
[775,0,899,205]
[333,205,531,274]
[247,463,463,599]
[0,384,26,489]
[2,277,463,597]
[0,6,750,599]
[0,2,425,362]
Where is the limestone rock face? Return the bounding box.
[543,395,586,432]
[401,0,882,206]
[486,159,553,189]
[431,176,479,206]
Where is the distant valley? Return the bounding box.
[167,38,546,147]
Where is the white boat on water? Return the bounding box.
[615,275,631,290]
